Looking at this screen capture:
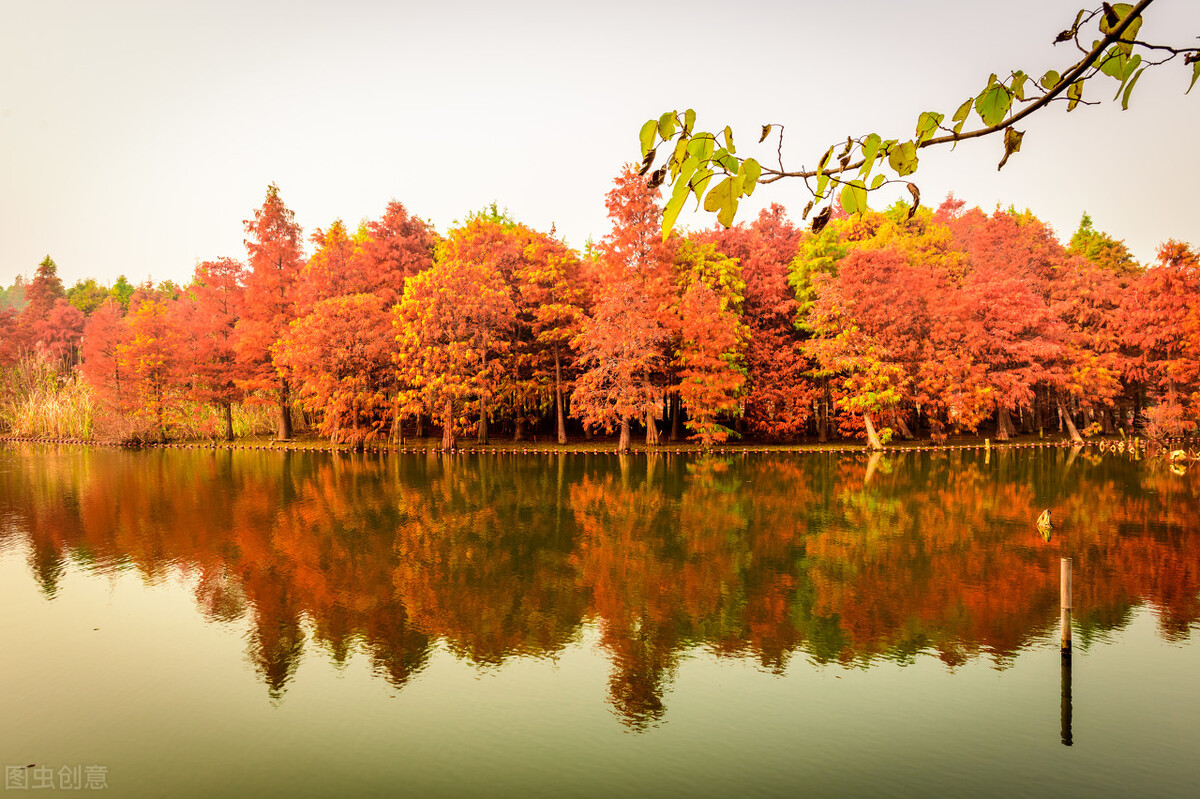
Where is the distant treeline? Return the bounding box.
[2,168,1197,448]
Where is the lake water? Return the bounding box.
[1,444,1197,797]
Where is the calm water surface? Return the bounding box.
[1,444,1198,797]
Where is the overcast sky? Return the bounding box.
[2,0,1197,288]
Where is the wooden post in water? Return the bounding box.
[1060,557,1072,657]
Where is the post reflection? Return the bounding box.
[1061,655,1073,747]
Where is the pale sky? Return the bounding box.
[2,0,1197,288]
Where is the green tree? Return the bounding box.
[1068,212,1140,276]
[108,275,135,310]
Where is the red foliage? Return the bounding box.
[119,290,186,441]
[675,281,745,446]
[695,205,811,439]
[236,184,304,439]
[275,293,397,446]
[359,200,438,306]
[573,166,675,447]
[0,308,21,367]
[394,246,515,449]
[80,299,130,413]
[1117,240,1200,435]
[182,258,246,439]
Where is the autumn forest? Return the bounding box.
[2,166,1198,450]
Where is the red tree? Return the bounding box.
[674,279,746,447]
[574,165,676,447]
[359,200,439,306]
[0,309,20,367]
[1118,240,1200,436]
[80,299,130,415]
[394,255,515,450]
[517,233,587,443]
[695,204,811,440]
[119,289,186,441]
[296,220,360,312]
[275,293,397,446]
[186,258,246,440]
[236,184,304,440]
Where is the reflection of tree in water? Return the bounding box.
[390,453,587,666]
[2,443,1198,721]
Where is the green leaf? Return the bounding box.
[858,133,881,177]
[690,167,714,201]
[639,119,657,158]
[658,112,676,141]
[870,174,886,190]
[662,185,688,239]
[687,134,715,161]
[815,171,830,200]
[1112,53,1141,100]
[1010,71,1028,102]
[718,197,739,228]
[997,127,1024,170]
[1100,46,1127,80]
[1188,60,1200,95]
[915,111,944,144]
[677,156,699,188]
[839,179,867,215]
[887,140,919,177]
[1040,70,1061,90]
[974,82,1012,127]
[1067,79,1084,111]
[1121,66,1144,109]
[722,126,735,153]
[1100,4,1142,55]
[703,175,740,228]
[740,158,761,196]
[702,178,728,212]
[717,153,739,173]
[817,144,835,173]
[952,98,973,123]
[683,109,696,136]
[668,137,689,179]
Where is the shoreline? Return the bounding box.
[2,433,1196,456]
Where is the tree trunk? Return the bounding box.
[818,378,830,443]
[863,411,884,451]
[1101,406,1115,435]
[996,406,1013,441]
[223,401,234,442]
[442,398,455,450]
[156,395,167,443]
[392,400,404,444]
[618,417,630,452]
[478,400,489,444]
[645,406,658,446]
[670,392,682,442]
[415,409,424,439]
[1057,395,1084,444]
[554,349,567,445]
[277,379,293,441]
[894,411,914,440]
